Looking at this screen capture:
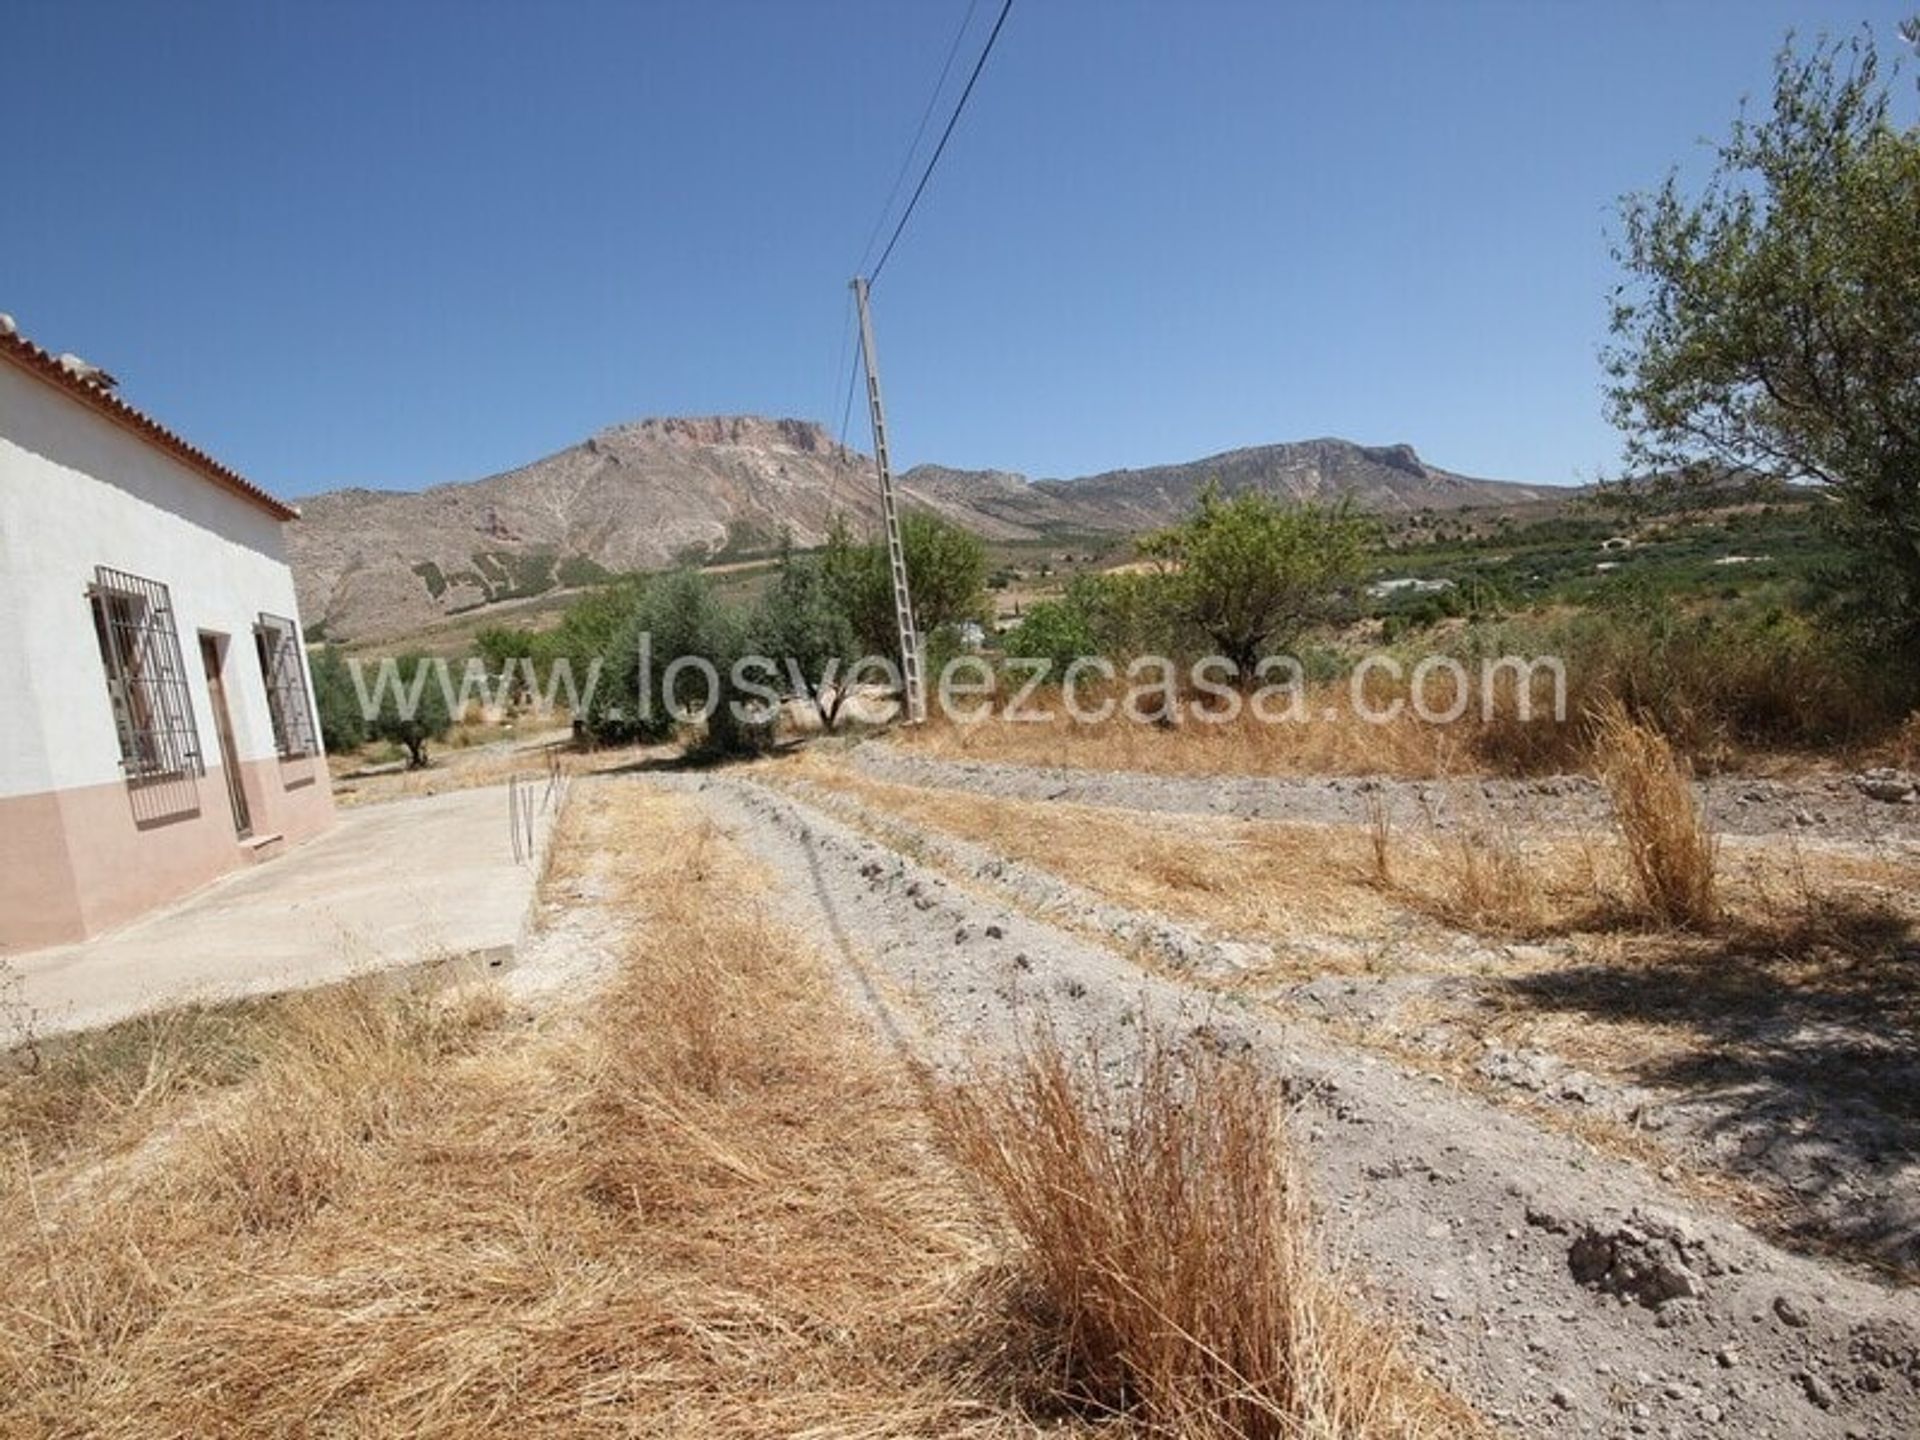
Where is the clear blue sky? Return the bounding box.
[5,1,1915,496]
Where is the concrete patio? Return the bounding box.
[3,781,556,1042]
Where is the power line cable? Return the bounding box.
[837,342,862,460]
[868,0,1015,286]
[826,287,860,516]
[855,0,984,277]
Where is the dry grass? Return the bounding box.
[0,979,510,1434]
[1591,701,1719,929]
[898,683,1486,779]
[778,754,1912,962]
[0,1000,280,1166]
[0,782,1486,1435]
[939,1031,1482,1438]
[775,759,1410,942]
[0,790,1002,1436]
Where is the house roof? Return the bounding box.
[0,322,300,523]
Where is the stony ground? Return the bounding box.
[637,751,1920,1440]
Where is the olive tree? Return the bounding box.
[753,546,863,730]
[1605,27,1920,648]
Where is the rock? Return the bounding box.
[984,923,1004,939]
[1774,1295,1811,1328]
[1853,768,1920,803]
[1848,1318,1920,1385]
[1556,1069,1604,1104]
[1796,1370,1835,1409]
[1566,1212,1713,1309]
[1209,939,1268,971]
[1477,1046,1561,1092]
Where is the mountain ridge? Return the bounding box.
[286,415,1560,642]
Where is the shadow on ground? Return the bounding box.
[1496,898,1920,1270]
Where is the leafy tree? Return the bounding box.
[307,644,367,753]
[821,512,989,657]
[589,570,769,758]
[1140,486,1376,673]
[1061,570,1178,660]
[1004,600,1096,673]
[900,511,989,635]
[753,547,863,730]
[472,625,538,704]
[541,577,647,672]
[366,653,452,768]
[1605,28,1920,650]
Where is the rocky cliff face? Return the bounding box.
[288,418,1553,642]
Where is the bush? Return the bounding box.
[1063,570,1179,661]
[938,1030,1456,1436]
[307,645,367,753]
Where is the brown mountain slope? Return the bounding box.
[289,417,1558,642]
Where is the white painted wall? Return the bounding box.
[0,361,318,800]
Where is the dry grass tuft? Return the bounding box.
[1592,701,1719,929]
[938,1030,1481,1438]
[1366,792,1394,888]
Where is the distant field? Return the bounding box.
[1363,496,1845,621]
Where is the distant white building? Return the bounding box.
[0,322,334,950]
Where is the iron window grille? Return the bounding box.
[89,566,205,779]
[254,613,319,758]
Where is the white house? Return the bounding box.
[0,321,334,950]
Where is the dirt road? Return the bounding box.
[654,764,1919,1440]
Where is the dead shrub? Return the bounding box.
[1592,700,1718,928]
[1366,791,1393,887]
[938,1029,1478,1438]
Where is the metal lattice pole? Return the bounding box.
[851,276,926,725]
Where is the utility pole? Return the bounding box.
[851,276,926,725]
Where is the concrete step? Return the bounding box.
[244,833,286,863]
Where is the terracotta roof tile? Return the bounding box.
[0,325,299,523]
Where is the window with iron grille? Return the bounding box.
[88,567,205,779]
[253,613,319,759]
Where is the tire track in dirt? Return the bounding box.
[759,770,1920,1281]
[664,772,1920,1440]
